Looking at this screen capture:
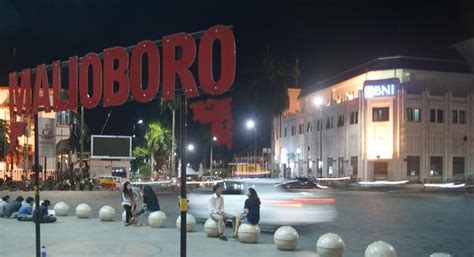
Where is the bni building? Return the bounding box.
[272,56,474,182]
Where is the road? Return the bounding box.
[2,189,473,257]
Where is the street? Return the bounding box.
[1,189,473,256]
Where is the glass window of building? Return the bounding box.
[326,118,331,129]
[459,110,465,124]
[291,126,295,136]
[453,157,465,175]
[284,127,287,137]
[407,108,414,121]
[437,109,443,123]
[430,109,436,123]
[372,107,389,122]
[413,108,421,122]
[350,111,359,124]
[306,122,312,132]
[430,157,443,176]
[452,110,458,124]
[337,115,344,127]
[56,111,70,126]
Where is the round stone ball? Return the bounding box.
[176,213,196,232]
[365,241,397,257]
[274,226,299,251]
[204,218,219,237]
[316,233,345,257]
[148,211,167,228]
[430,253,453,257]
[99,205,116,222]
[238,223,260,243]
[75,203,92,219]
[54,202,69,216]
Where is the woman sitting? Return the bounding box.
[232,188,261,238]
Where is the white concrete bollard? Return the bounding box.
[316,233,345,257]
[99,205,116,222]
[54,202,69,216]
[274,226,299,251]
[148,211,167,228]
[365,241,397,257]
[75,203,92,219]
[430,253,453,257]
[176,213,196,232]
[238,224,260,243]
[204,218,219,237]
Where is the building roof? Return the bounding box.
[299,56,470,99]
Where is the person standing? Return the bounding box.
[17,197,34,221]
[208,184,235,241]
[232,188,261,238]
[121,182,140,226]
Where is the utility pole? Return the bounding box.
[79,106,84,178]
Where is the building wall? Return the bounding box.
[273,69,474,182]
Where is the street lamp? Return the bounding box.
[246,119,257,172]
[132,119,144,138]
[210,137,217,178]
[187,144,195,152]
[312,96,323,178]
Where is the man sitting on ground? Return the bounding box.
[0,195,10,217]
[33,199,57,223]
[3,196,24,219]
[208,184,235,241]
[17,197,34,221]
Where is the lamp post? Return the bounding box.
[312,97,323,178]
[132,120,144,177]
[246,120,257,172]
[210,136,217,178]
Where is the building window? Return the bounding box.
[306,122,312,133]
[437,110,443,123]
[453,157,465,175]
[337,115,344,127]
[372,107,389,122]
[284,127,287,137]
[459,111,465,124]
[407,108,421,122]
[351,156,358,177]
[430,157,443,176]
[407,156,420,177]
[430,109,444,123]
[452,110,458,124]
[326,117,334,129]
[56,111,70,126]
[299,124,303,134]
[291,126,295,136]
[350,111,358,125]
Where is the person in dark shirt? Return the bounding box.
[3,196,24,219]
[33,199,57,223]
[135,185,161,217]
[232,188,261,238]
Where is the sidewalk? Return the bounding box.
[0,216,317,257]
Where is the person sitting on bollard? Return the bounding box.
[17,197,34,221]
[135,185,161,219]
[3,196,24,219]
[208,184,235,241]
[0,195,10,217]
[232,188,261,238]
[121,182,141,226]
[34,199,57,223]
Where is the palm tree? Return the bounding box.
[160,98,180,177]
[133,121,171,178]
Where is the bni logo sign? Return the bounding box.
[363,78,399,98]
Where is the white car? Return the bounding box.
[187,179,337,229]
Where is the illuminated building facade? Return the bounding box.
[0,86,74,181]
[273,56,474,182]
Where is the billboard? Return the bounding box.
[91,135,132,159]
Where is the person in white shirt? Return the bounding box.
[208,184,235,241]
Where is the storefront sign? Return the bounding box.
[363,78,399,98]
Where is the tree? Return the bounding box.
[160,98,180,177]
[133,121,172,178]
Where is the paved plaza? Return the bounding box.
[0,190,473,257]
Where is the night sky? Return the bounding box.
[0,0,472,166]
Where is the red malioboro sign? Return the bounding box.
[8,25,235,151]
